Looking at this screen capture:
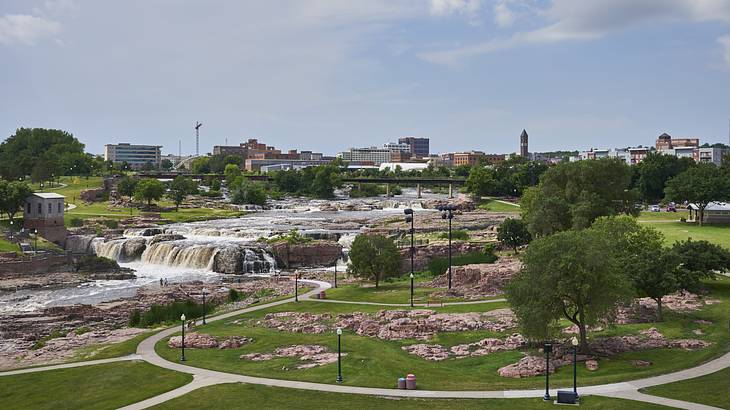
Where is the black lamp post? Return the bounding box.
[543,342,552,401]
[437,205,455,289]
[571,336,579,400]
[404,208,414,305]
[201,288,208,325]
[33,229,38,251]
[334,259,338,288]
[336,327,343,384]
[294,272,299,302]
[180,313,187,362]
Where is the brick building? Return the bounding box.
[23,193,67,246]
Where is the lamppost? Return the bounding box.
[543,342,552,401]
[334,259,338,289]
[32,229,38,251]
[201,288,208,325]
[180,313,187,362]
[437,204,455,289]
[571,336,579,400]
[404,208,414,305]
[336,327,343,384]
[294,272,299,302]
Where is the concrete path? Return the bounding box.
[3,279,727,409]
[314,297,506,307]
[0,354,140,377]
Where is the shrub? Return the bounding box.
[228,288,240,302]
[100,219,119,229]
[129,310,141,327]
[130,299,217,327]
[437,230,469,241]
[69,217,84,227]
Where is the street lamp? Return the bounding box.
[180,313,187,362]
[334,259,338,289]
[32,229,38,251]
[336,327,343,384]
[294,272,299,302]
[437,204,456,289]
[571,336,579,400]
[404,208,414,305]
[543,342,552,401]
[201,288,208,325]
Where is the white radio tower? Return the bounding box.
[194,121,202,157]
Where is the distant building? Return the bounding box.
[687,202,730,224]
[215,139,324,170]
[338,147,392,165]
[698,147,730,166]
[519,130,529,157]
[453,151,487,167]
[655,133,699,151]
[378,162,430,172]
[23,193,67,245]
[247,158,332,172]
[398,137,429,158]
[104,143,162,169]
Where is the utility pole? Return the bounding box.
[194,121,202,157]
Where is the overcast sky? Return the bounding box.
[2,0,730,156]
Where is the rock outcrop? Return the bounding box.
[271,241,343,269]
[403,333,525,361]
[167,333,252,349]
[240,344,345,369]
[398,241,486,272]
[428,257,521,298]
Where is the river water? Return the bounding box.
[0,189,444,313]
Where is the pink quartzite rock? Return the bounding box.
[240,345,346,369]
[585,360,599,371]
[167,333,218,349]
[218,336,252,349]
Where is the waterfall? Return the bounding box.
[142,241,219,270]
[93,239,125,260]
[65,235,98,254]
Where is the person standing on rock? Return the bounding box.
[160,278,163,287]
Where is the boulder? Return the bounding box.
[399,242,487,273]
[218,336,252,349]
[167,333,218,349]
[271,241,343,269]
[585,359,599,371]
[148,234,186,246]
[429,257,521,298]
[631,360,652,367]
[119,238,147,262]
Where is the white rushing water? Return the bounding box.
[0,188,445,312]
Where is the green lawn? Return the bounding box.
[0,237,19,253]
[153,383,668,409]
[73,330,154,361]
[0,361,192,410]
[477,198,521,213]
[326,280,502,304]
[154,277,729,392]
[636,211,689,222]
[643,367,730,409]
[640,220,730,250]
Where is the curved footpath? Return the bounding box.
[2,280,727,410]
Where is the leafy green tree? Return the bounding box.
[30,159,56,187]
[190,156,211,174]
[348,234,400,288]
[133,179,165,206]
[497,218,532,254]
[210,178,221,191]
[454,164,472,177]
[230,178,267,206]
[664,163,730,226]
[591,216,676,321]
[634,152,694,203]
[465,166,498,197]
[506,227,632,352]
[58,152,95,176]
[160,159,173,170]
[141,161,156,171]
[311,165,341,198]
[667,239,730,293]
[0,128,85,180]
[224,163,242,183]
[0,180,33,224]
[117,176,138,199]
[521,158,638,236]
[167,176,198,211]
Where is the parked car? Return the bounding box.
[666,202,677,212]
[650,204,661,212]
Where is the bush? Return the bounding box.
[74,255,120,272]
[130,299,217,327]
[100,219,119,229]
[69,217,84,227]
[228,288,240,302]
[427,251,498,276]
[437,230,469,241]
[199,190,221,198]
[129,310,141,327]
[349,184,384,198]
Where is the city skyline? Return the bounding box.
[2,1,730,155]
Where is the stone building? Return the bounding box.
[23,193,67,246]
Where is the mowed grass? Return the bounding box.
[154,277,729,392]
[636,211,689,221]
[0,361,192,410]
[152,383,668,410]
[73,330,154,361]
[477,198,521,213]
[643,367,730,409]
[640,220,730,250]
[326,280,503,304]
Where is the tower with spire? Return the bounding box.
[519,129,529,157]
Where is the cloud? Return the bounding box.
[0,14,61,45]
[421,0,730,64]
[719,35,730,68]
[493,1,516,27]
[430,0,482,16]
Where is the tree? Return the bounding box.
[311,165,341,198]
[348,234,400,288]
[506,227,632,352]
[141,161,156,171]
[167,176,197,211]
[160,159,173,170]
[497,218,532,254]
[667,239,730,293]
[634,152,694,203]
[521,158,638,237]
[190,156,211,174]
[465,166,498,197]
[133,179,165,206]
[665,163,730,226]
[117,176,138,199]
[224,163,242,183]
[590,216,676,321]
[0,180,33,224]
[229,178,267,206]
[0,128,85,180]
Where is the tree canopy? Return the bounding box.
[633,152,694,203]
[348,234,400,288]
[167,176,198,210]
[520,158,638,237]
[496,218,531,253]
[664,163,730,225]
[0,180,33,224]
[133,179,165,206]
[0,128,89,180]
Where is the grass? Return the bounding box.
[0,361,192,410]
[73,330,153,361]
[153,276,729,392]
[636,211,689,222]
[0,237,19,253]
[642,367,730,409]
[477,198,520,213]
[152,383,668,409]
[325,280,502,304]
[640,220,730,250]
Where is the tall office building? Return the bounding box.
[519,130,529,157]
[104,143,162,169]
[398,137,429,158]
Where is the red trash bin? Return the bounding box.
[405,373,416,390]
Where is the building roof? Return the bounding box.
[31,193,65,199]
[687,202,730,211]
[658,133,672,139]
[520,129,528,138]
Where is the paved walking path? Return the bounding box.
[0,355,140,377]
[2,279,726,410]
[315,297,506,307]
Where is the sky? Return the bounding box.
[1,0,730,156]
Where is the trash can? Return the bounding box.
[319,291,326,299]
[405,374,416,390]
[397,378,406,389]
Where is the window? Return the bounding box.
[27,203,31,213]
[38,203,42,215]
[48,203,52,214]
[58,202,62,213]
